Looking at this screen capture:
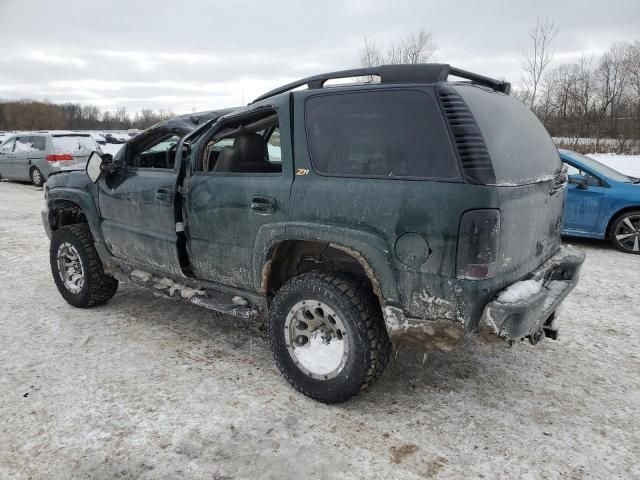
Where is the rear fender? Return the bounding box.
[253,222,399,305]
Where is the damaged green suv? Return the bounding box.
[43,64,585,403]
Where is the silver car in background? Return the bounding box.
[0,131,99,186]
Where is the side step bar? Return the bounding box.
[113,268,263,320]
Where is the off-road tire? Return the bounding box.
[610,210,640,254]
[30,167,44,187]
[268,271,391,403]
[50,224,118,307]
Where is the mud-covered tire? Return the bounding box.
[50,224,118,307]
[30,167,44,187]
[610,210,640,254]
[268,271,391,403]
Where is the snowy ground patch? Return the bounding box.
[0,181,639,479]
[587,153,640,177]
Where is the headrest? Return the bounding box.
[234,133,265,164]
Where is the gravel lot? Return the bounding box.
[1,180,638,479]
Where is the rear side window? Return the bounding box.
[15,137,39,153]
[305,89,459,179]
[31,136,46,151]
[52,135,97,154]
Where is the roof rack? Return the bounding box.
[251,63,511,104]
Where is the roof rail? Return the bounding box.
[251,63,510,103]
[448,66,511,94]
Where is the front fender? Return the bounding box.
[598,196,640,236]
[253,222,399,305]
[46,186,103,244]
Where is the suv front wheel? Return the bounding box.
[268,271,391,403]
[50,224,118,307]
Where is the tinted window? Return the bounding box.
[305,90,459,179]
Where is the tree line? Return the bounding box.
[517,19,640,153]
[0,100,175,131]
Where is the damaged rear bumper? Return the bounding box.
[481,244,585,343]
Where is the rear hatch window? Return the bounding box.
[52,135,97,156]
[452,84,561,185]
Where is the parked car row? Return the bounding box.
[0,131,101,187]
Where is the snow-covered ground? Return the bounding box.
[0,181,638,479]
[588,153,640,177]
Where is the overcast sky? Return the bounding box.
[0,0,638,115]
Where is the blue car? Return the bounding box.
[560,149,640,253]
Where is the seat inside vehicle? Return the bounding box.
[203,110,282,173]
[213,133,279,173]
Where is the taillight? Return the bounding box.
[456,209,500,280]
[45,153,73,162]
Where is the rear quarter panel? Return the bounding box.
[291,85,500,319]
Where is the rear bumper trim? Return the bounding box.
[481,245,585,341]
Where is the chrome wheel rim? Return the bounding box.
[615,215,640,252]
[284,300,348,380]
[32,169,41,185]
[57,242,85,293]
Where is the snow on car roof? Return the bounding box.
[27,130,92,136]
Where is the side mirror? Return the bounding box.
[568,174,588,190]
[86,151,104,183]
[101,152,125,174]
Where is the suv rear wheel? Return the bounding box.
[268,271,391,403]
[50,224,118,307]
[611,210,640,254]
[30,167,44,187]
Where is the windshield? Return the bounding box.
[563,151,631,183]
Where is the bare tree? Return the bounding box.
[359,29,437,67]
[521,17,559,109]
[359,36,384,68]
[626,42,640,138]
[536,69,557,124]
[594,41,631,145]
[627,42,640,97]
